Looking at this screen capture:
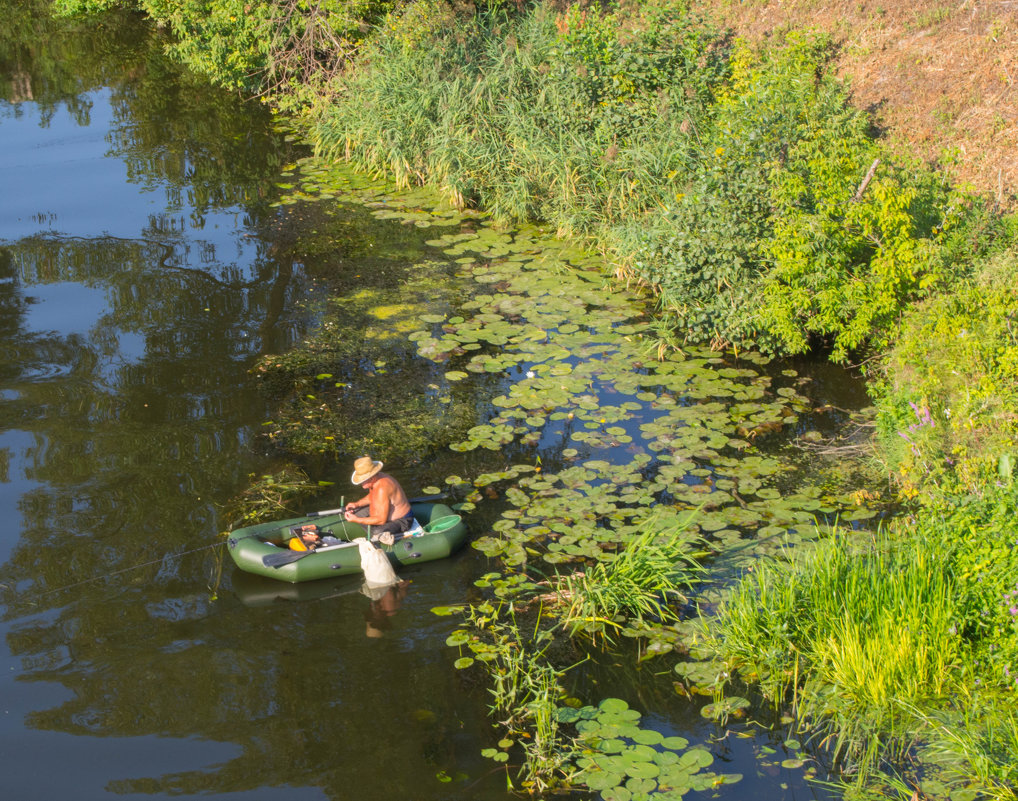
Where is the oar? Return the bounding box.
[263,540,359,568]
[305,493,449,519]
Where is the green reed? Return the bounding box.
[703,527,961,769]
[312,2,718,234]
[456,600,583,793]
[918,696,1018,801]
[557,526,704,643]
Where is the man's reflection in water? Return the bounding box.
[362,580,410,638]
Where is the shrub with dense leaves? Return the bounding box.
[873,247,1018,495]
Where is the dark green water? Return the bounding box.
[0,7,856,801]
[0,8,506,800]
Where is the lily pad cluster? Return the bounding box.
[407,222,875,595]
[272,154,488,230]
[559,698,741,800]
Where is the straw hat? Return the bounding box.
[351,456,383,485]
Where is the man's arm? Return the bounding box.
[366,482,394,525]
[344,483,392,525]
[345,493,370,511]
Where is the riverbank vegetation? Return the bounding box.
[51,0,1018,798]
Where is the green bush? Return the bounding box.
[872,244,1018,495]
[53,0,121,12]
[762,135,953,361]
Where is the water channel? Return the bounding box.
[0,8,869,801]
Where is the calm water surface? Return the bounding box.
[0,10,508,801]
[0,9,853,801]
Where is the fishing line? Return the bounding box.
[27,540,227,601]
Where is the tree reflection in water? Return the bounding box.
[0,5,505,800]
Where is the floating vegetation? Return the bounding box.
[403,216,875,590]
[560,698,742,799]
[220,466,326,530]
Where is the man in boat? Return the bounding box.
[343,456,415,542]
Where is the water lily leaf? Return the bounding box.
[555,706,582,723]
[625,776,657,795]
[583,770,626,792]
[595,695,632,719]
[631,729,664,746]
[677,748,712,770]
[623,744,660,763]
[623,760,660,780]
[430,606,463,616]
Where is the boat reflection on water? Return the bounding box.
[229,568,411,638]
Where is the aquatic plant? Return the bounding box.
[441,599,582,793]
[555,524,705,643]
[919,695,1018,801]
[221,465,325,528]
[701,526,962,769]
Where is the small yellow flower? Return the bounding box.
[715,147,725,157]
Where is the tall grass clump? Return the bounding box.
[702,527,962,765]
[557,526,703,643]
[313,0,729,228]
[703,484,1018,789]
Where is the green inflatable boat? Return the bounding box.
[226,502,467,583]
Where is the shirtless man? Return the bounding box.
[343,456,415,540]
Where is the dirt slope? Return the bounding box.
[695,0,1017,207]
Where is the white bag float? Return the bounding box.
[354,537,399,588]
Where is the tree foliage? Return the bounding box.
[54,0,395,110]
